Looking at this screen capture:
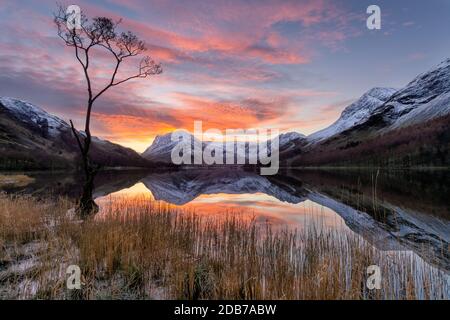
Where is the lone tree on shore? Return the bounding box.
[54,5,162,217]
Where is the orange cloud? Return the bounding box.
[89,91,292,152]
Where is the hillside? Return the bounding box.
[288,59,450,167]
[0,97,150,170]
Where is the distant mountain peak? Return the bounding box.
[142,130,306,163]
[307,87,397,143]
[340,87,397,118]
[306,57,450,144]
[278,132,306,141]
[142,130,199,161]
[276,132,306,152]
[365,87,398,99]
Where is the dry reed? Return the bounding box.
[0,194,448,300]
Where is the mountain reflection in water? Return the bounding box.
[1,168,449,272]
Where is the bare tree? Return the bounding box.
[54,5,162,217]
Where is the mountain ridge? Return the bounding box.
[0,97,151,170]
[142,130,307,163]
[2,58,450,169]
[307,87,398,143]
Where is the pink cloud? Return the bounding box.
[0,0,359,152]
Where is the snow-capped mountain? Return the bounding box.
[0,97,149,169]
[287,58,450,167]
[307,87,397,143]
[3,58,450,169]
[0,97,72,138]
[307,59,450,144]
[142,130,306,164]
[277,132,306,150]
[371,58,450,129]
[142,130,202,163]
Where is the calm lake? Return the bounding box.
[1,168,449,274]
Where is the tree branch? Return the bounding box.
[54,4,162,173]
[70,120,84,154]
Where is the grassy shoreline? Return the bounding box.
[0,194,448,300]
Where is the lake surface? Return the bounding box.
[1,168,449,273]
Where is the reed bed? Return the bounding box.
[0,194,448,300]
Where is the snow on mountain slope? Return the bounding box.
[142,131,306,163]
[373,58,450,129]
[276,132,306,152]
[307,87,397,143]
[0,97,148,168]
[142,130,202,163]
[0,97,70,137]
[306,58,450,145]
[141,131,249,164]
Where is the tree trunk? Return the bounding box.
[78,168,98,218]
[76,124,99,218]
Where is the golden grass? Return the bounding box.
[0,194,448,300]
[0,174,34,188]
